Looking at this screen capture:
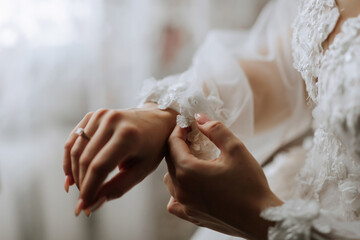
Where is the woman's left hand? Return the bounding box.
[163,114,283,240]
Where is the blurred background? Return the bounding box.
[0,0,268,239]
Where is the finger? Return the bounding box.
[195,113,241,153]
[164,150,176,179]
[71,111,108,188]
[79,135,134,207]
[63,112,93,187]
[167,197,195,223]
[163,173,176,197]
[167,197,188,220]
[95,167,147,203]
[71,137,90,188]
[83,195,107,217]
[79,122,113,188]
[168,126,196,168]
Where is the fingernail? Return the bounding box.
[194,113,210,125]
[68,175,75,186]
[84,208,91,217]
[64,176,70,193]
[83,196,107,217]
[75,199,85,217]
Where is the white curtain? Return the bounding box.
[0,0,267,239]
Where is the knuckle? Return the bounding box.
[176,157,196,172]
[226,140,244,156]
[70,147,81,160]
[79,155,90,168]
[167,203,174,214]
[178,157,192,167]
[94,108,109,118]
[121,125,140,140]
[167,201,178,214]
[85,111,94,118]
[207,121,224,141]
[64,142,72,152]
[207,121,223,132]
[175,168,190,185]
[89,163,105,177]
[104,110,122,124]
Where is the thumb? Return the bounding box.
[195,113,240,152]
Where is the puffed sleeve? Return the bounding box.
[139,0,311,162]
[140,33,255,159]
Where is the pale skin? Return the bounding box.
[63,1,360,239]
[63,107,282,239]
[63,103,177,209]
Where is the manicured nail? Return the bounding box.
[194,113,210,125]
[75,199,85,217]
[64,176,70,193]
[68,175,75,186]
[83,197,106,217]
[84,208,91,217]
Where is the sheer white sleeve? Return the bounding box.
[139,0,311,162]
[140,33,254,159]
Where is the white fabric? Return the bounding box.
[261,0,360,239]
[140,0,360,239]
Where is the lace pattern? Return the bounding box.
[261,199,331,240]
[139,33,253,159]
[140,75,220,159]
[263,0,360,238]
[292,0,339,103]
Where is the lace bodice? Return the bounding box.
[261,0,360,239]
[291,0,339,103]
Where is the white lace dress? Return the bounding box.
[140,0,360,239]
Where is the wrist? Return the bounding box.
[253,191,283,240]
[141,102,178,134]
[225,190,282,240]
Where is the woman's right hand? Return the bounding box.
[63,103,177,215]
[163,114,283,239]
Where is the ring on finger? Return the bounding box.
[76,128,91,140]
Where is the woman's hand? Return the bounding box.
[63,103,177,215]
[163,114,283,240]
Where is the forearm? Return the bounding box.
[230,190,283,240]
